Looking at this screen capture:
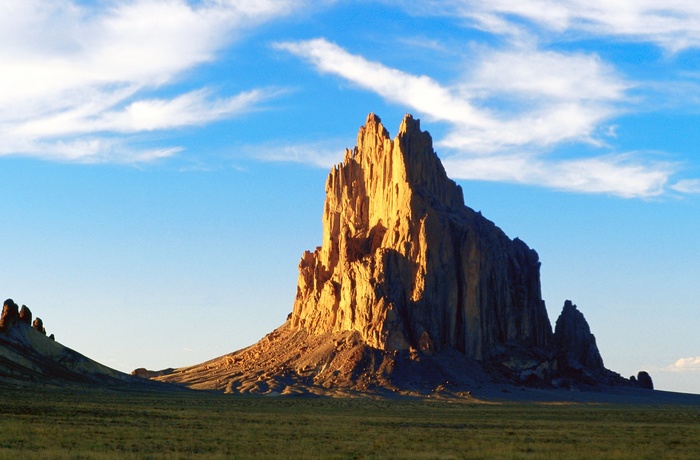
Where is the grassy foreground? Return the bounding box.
[0,387,699,459]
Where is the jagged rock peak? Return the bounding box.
[291,113,552,360]
[554,300,604,370]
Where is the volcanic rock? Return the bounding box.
[292,113,552,360]
[153,114,629,396]
[636,371,654,390]
[554,300,604,371]
[19,305,32,325]
[32,317,46,335]
[0,299,19,332]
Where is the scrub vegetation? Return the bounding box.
[0,387,699,459]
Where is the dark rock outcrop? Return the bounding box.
[554,300,604,371]
[19,305,32,325]
[636,371,654,390]
[32,317,46,335]
[0,299,19,332]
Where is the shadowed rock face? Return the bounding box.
[291,114,552,360]
[554,300,604,371]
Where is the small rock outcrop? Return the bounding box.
[32,317,46,335]
[131,368,175,379]
[0,299,19,332]
[635,371,654,390]
[2,300,47,336]
[291,113,552,360]
[19,305,32,325]
[554,300,604,371]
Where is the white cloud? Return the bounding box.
[669,356,700,371]
[670,179,700,194]
[275,39,486,128]
[277,39,625,150]
[2,137,183,164]
[0,0,302,162]
[443,153,671,198]
[244,140,348,169]
[13,89,279,138]
[407,0,700,51]
[278,38,675,197]
[465,49,627,103]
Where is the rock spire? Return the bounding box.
[291,113,552,360]
[554,300,604,371]
[153,113,638,396]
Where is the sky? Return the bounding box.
[1,0,699,394]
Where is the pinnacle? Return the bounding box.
[365,112,382,124]
[398,113,419,135]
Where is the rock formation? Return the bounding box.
[19,305,32,325]
[32,317,46,335]
[292,113,551,360]
[0,299,19,332]
[0,297,167,388]
[554,300,604,371]
[2,300,47,337]
[153,114,630,396]
[635,371,654,390]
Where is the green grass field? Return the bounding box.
[0,387,699,459]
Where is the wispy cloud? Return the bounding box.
[243,139,348,169]
[670,179,700,194]
[277,38,675,198]
[13,89,280,138]
[443,153,671,198]
[0,0,302,162]
[406,0,700,51]
[276,39,626,150]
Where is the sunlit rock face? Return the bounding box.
[291,113,552,360]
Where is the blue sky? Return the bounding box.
[2,0,699,393]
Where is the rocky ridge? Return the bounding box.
[153,114,637,396]
[0,298,156,388]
